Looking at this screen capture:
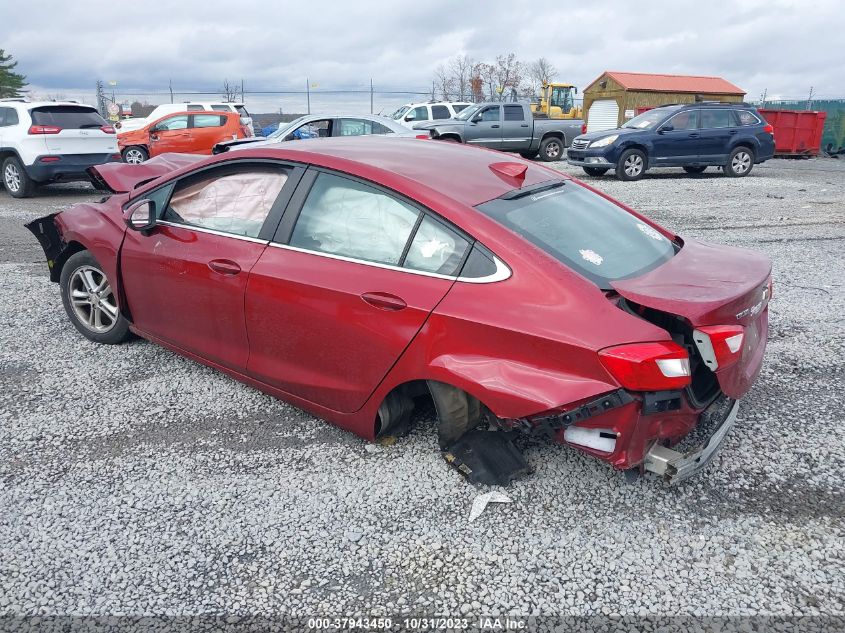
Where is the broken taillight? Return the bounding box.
[693,325,745,371]
[598,341,691,391]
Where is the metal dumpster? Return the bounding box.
[759,109,827,157]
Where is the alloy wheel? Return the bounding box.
[731,151,751,174]
[4,163,21,193]
[124,149,145,164]
[545,141,561,159]
[624,154,644,177]
[69,265,118,333]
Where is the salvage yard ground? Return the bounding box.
[1,158,843,621]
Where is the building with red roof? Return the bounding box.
[582,71,746,132]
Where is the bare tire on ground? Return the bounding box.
[616,148,646,181]
[60,250,130,345]
[2,156,35,198]
[725,147,754,177]
[539,137,564,162]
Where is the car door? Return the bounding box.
[499,104,531,150]
[650,109,701,166]
[464,105,502,147]
[119,161,302,371]
[148,114,190,157]
[244,170,471,413]
[698,109,739,163]
[190,113,230,154]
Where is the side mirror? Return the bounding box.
[124,199,156,232]
[659,124,674,133]
[405,113,416,121]
[471,114,482,123]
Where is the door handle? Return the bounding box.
[729,130,738,135]
[491,124,500,128]
[361,292,407,311]
[520,123,530,127]
[688,133,699,138]
[208,259,241,275]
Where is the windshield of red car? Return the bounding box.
[476,182,675,289]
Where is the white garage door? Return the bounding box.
[586,99,620,133]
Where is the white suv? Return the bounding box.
[390,101,472,128]
[117,102,254,135]
[0,99,119,198]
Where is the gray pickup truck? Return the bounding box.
[412,102,583,161]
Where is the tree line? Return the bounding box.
[430,54,557,102]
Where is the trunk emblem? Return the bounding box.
[736,286,769,320]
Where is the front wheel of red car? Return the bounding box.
[122,146,148,164]
[60,251,130,345]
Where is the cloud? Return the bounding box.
[1,0,841,113]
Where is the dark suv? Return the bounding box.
[566,103,775,181]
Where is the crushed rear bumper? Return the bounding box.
[644,396,739,484]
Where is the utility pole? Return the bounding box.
[241,78,245,103]
[306,77,311,114]
[370,78,374,114]
[169,79,173,104]
[806,86,814,111]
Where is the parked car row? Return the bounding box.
[1,97,779,198]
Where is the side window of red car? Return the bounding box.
[403,215,469,275]
[289,172,419,266]
[163,165,289,238]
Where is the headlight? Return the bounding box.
[589,135,618,148]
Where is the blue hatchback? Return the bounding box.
[567,103,775,181]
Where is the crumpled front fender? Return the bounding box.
[25,213,66,282]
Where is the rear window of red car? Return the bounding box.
[476,182,675,289]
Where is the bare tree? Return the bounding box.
[477,63,498,101]
[434,64,454,101]
[528,57,557,95]
[449,54,474,101]
[220,79,238,102]
[490,54,524,102]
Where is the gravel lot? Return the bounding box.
[1,158,844,629]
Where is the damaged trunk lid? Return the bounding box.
[612,239,772,399]
[88,153,205,193]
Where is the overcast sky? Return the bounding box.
[1,0,842,114]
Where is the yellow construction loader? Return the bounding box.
[530,83,583,119]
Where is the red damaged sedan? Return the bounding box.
[26,137,771,485]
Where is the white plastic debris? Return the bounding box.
[469,491,512,522]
